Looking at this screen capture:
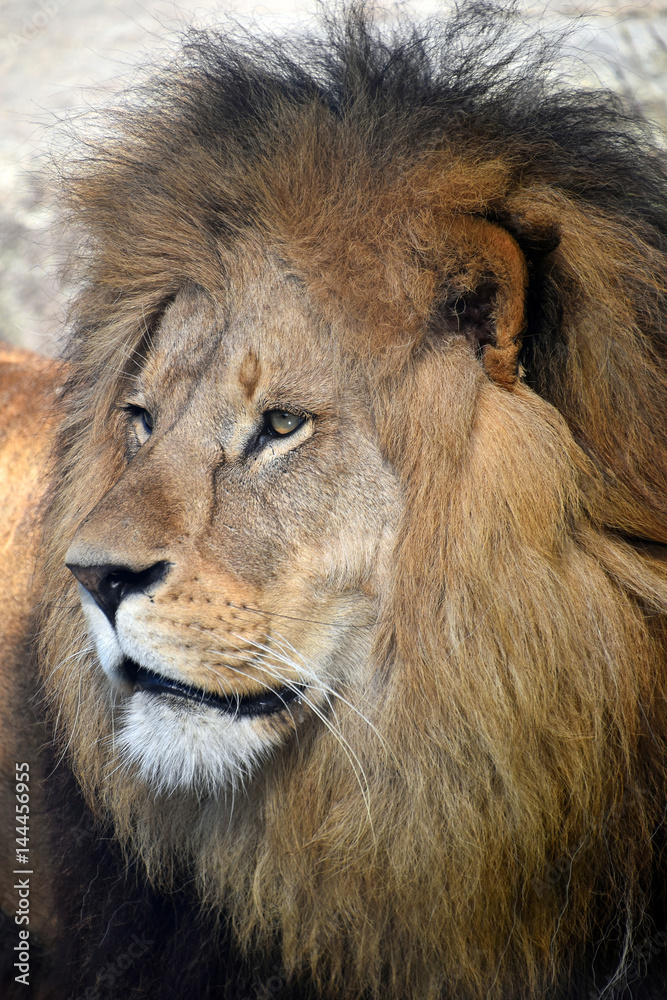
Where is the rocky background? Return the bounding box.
[1,0,666,354]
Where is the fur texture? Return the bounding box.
[12,3,667,998]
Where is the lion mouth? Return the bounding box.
[120,659,304,718]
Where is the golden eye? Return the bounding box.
[265,411,303,436]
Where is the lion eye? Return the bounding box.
[265,411,303,436]
[125,405,154,445]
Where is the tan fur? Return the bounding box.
[2,14,667,998]
[0,347,62,942]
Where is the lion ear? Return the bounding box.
[433,217,529,390]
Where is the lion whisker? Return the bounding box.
[192,650,306,736]
[241,628,388,755]
[224,634,375,826]
[184,623,375,818]
[226,601,377,631]
[48,662,86,777]
[41,636,94,753]
[164,617,383,743]
[41,635,93,684]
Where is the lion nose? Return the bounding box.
[66,560,171,622]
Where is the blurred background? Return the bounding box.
[1,0,666,355]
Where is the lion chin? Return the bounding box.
[1,5,667,1000]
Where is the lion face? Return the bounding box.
[65,265,400,793]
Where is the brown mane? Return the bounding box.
[13,4,667,998]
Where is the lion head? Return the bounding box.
[38,6,667,999]
[63,268,400,793]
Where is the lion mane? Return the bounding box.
[2,4,667,999]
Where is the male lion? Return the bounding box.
[1,5,667,999]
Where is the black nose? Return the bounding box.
[66,560,171,622]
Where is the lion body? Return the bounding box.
[2,7,667,999]
[0,348,60,945]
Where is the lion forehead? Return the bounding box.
[141,273,356,420]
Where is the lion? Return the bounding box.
[1,5,667,998]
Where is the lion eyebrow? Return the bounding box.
[238,350,261,398]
